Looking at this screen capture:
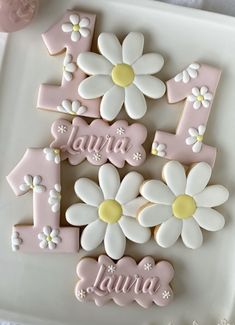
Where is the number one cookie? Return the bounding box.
[7,148,79,252]
[37,10,100,118]
[152,63,221,167]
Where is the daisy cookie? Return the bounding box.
[77,32,166,121]
[138,161,229,249]
[66,163,150,259]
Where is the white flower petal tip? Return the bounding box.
[48,184,61,213]
[188,86,213,110]
[43,147,60,164]
[174,62,200,83]
[66,163,148,259]
[19,174,46,193]
[11,231,23,251]
[62,15,90,42]
[38,226,62,250]
[186,124,206,153]
[63,54,77,81]
[77,32,165,120]
[139,160,229,249]
[151,142,166,157]
[57,99,87,116]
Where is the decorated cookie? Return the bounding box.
[0,0,38,33]
[7,148,79,252]
[66,164,150,259]
[138,161,229,249]
[75,255,174,308]
[77,32,166,121]
[152,63,221,167]
[50,117,147,168]
[37,10,100,118]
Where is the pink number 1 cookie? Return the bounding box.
[152,63,221,167]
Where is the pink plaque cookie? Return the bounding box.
[7,148,79,253]
[37,10,100,118]
[50,117,147,167]
[152,63,221,167]
[75,255,174,308]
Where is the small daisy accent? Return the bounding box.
[77,289,87,299]
[151,142,166,157]
[144,262,153,271]
[133,152,142,161]
[57,125,68,134]
[174,63,200,83]
[116,127,125,135]
[19,175,46,193]
[48,184,61,213]
[186,125,206,153]
[107,265,116,273]
[57,99,87,116]
[92,153,102,161]
[218,320,233,325]
[162,290,171,299]
[38,226,62,250]
[63,54,77,81]
[62,14,90,42]
[188,86,213,109]
[43,148,60,164]
[11,231,23,251]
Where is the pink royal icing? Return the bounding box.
[50,117,147,167]
[152,63,221,167]
[7,148,79,253]
[75,255,174,308]
[37,10,100,118]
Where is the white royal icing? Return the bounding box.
[57,99,87,116]
[48,184,61,213]
[38,226,62,250]
[11,231,23,251]
[62,14,90,42]
[139,161,229,249]
[174,63,200,83]
[186,125,206,153]
[63,54,77,81]
[19,175,46,193]
[43,148,60,164]
[188,86,213,109]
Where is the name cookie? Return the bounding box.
[50,117,147,167]
[75,255,174,308]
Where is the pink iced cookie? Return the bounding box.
[152,63,221,167]
[7,148,79,253]
[75,255,174,308]
[50,117,147,167]
[0,0,38,32]
[37,10,100,118]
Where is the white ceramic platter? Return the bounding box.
[0,0,235,324]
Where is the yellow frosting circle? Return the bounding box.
[99,199,122,224]
[172,195,196,219]
[73,24,80,32]
[111,64,135,88]
[196,95,204,102]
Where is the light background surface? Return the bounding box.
[0,0,235,324]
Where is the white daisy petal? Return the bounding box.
[70,14,79,25]
[52,203,60,213]
[193,207,225,231]
[134,75,166,99]
[185,162,212,196]
[66,62,77,73]
[163,161,186,196]
[204,93,213,100]
[81,219,106,251]
[198,125,206,135]
[192,141,203,153]
[119,216,151,243]
[186,137,197,145]
[64,54,72,65]
[62,23,73,32]
[104,223,126,259]
[194,185,229,207]
[64,71,72,81]
[187,67,197,78]
[38,233,46,240]
[122,197,148,217]
[122,32,144,65]
[132,53,164,74]
[51,236,62,244]
[98,164,120,199]
[140,180,175,204]
[43,226,51,236]
[138,204,172,227]
[78,75,113,99]
[24,175,33,185]
[79,28,90,38]
[79,17,90,28]
[74,178,104,207]
[181,218,203,249]
[71,31,80,42]
[202,100,210,108]
[188,128,199,137]
[193,101,201,109]
[200,86,208,95]
[39,241,48,249]
[125,84,147,119]
[66,204,98,225]
[48,241,56,250]
[183,70,190,83]
[77,53,113,75]
[192,87,200,96]
[98,33,122,65]
[115,171,143,204]
[50,229,59,238]
[19,183,30,191]
[100,85,124,121]
[188,95,196,102]
[156,217,182,248]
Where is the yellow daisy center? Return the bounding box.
[196,95,204,102]
[111,64,135,88]
[53,149,60,155]
[98,199,122,224]
[151,148,158,155]
[46,235,52,242]
[172,195,196,219]
[196,135,203,142]
[73,24,80,32]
